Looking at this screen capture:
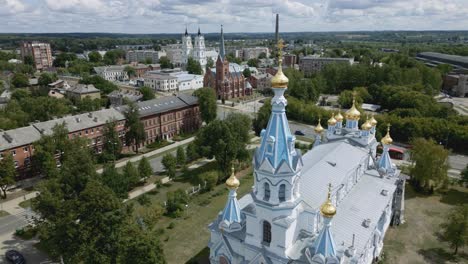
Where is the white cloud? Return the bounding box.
[1,0,467,33]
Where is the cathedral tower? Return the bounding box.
[193,27,207,71]
[181,27,193,65]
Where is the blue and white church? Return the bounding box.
[208,35,406,263]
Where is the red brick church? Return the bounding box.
[203,26,250,100]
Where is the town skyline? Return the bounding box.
[2,0,468,33]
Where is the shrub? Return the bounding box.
[137,194,151,206]
[167,222,176,229]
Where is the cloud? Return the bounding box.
[1,0,468,33]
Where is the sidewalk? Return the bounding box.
[0,192,38,215]
[96,136,194,173]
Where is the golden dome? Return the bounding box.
[369,114,378,126]
[361,116,372,131]
[320,184,336,218]
[345,99,361,121]
[314,119,324,134]
[381,124,393,145]
[271,39,289,89]
[335,110,344,122]
[225,166,240,189]
[328,113,337,126]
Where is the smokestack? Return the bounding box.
[275,14,279,43]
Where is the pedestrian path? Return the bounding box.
[0,192,38,215]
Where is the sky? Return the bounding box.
[1,0,468,34]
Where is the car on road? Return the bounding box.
[294,130,305,136]
[259,99,265,103]
[5,250,25,264]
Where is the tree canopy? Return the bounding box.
[187,57,203,75]
[194,87,217,124]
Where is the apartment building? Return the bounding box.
[299,56,354,75]
[20,42,53,70]
[126,50,167,64]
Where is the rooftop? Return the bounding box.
[68,84,100,94]
[0,126,42,152]
[115,94,198,118]
[417,52,468,65]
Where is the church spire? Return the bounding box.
[219,166,242,232]
[198,27,201,36]
[378,124,395,175]
[219,25,225,60]
[185,26,188,36]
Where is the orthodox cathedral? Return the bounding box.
[182,27,207,71]
[208,38,406,263]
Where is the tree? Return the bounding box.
[103,49,125,65]
[460,164,468,186]
[80,75,117,94]
[197,171,219,191]
[38,72,57,86]
[185,142,199,162]
[0,154,16,199]
[100,163,129,199]
[121,227,166,264]
[53,53,77,67]
[139,86,155,101]
[176,146,186,167]
[166,189,189,217]
[124,102,146,153]
[23,55,34,66]
[253,98,271,136]
[161,154,177,179]
[440,205,468,255]
[124,66,136,78]
[138,157,153,182]
[11,73,29,88]
[88,51,102,63]
[194,87,217,124]
[187,57,203,75]
[101,121,122,163]
[206,57,214,69]
[243,68,251,78]
[410,138,449,193]
[123,161,140,188]
[134,203,165,230]
[159,56,173,69]
[258,52,267,59]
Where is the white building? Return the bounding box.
[143,73,178,92]
[182,28,207,71]
[172,72,204,91]
[242,47,270,60]
[93,66,128,81]
[208,47,405,264]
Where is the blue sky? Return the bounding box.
[1,0,467,33]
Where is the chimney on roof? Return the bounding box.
[88,112,93,118]
[76,117,81,123]
[93,117,98,122]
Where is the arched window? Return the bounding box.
[264,183,270,201]
[279,184,286,202]
[263,221,272,245]
[219,256,229,264]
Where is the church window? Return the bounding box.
[219,256,229,264]
[264,183,270,201]
[279,184,286,202]
[262,221,272,244]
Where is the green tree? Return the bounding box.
[138,157,153,182]
[139,86,155,101]
[124,66,136,78]
[100,163,128,199]
[258,52,267,59]
[102,121,122,163]
[159,56,173,69]
[124,102,146,153]
[243,68,251,78]
[194,87,217,124]
[197,171,219,191]
[38,72,58,86]
[80,75,118,94]
[253,98,271,136]
[11,73,29,88]
[88,51,102,63]
[23,55,34,66]
[410,138,449,193]
[161,153,177,179]
[440,205,468,255]
[187,57,203,75]
[206,57,214,69]
[123,161,140,188]
[247,58,259,67]
[460,165,468,186]
[166,189,189,217]
[53,53,77,67]
[122,227,166,264]
[176,146,186,166]
[185,142,199,162]
[103,49,125,65]
[0,154,17,199]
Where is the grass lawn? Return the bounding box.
[383,184,468,264]
[19,199,32,209]
[0,210,10,217]
[129,164,254,264]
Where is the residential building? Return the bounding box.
[66,84,101,100]
[126,50,167,64]
[283,54,297,67]
[144,72,178,92]
[116,44,153,51]
[416,52,468,73]
[108,89,143,106]
[94,65,129,81]
[248,73,273,90]
[300,56,354,75]
[128,63,150,78]
[20,42,53,70]
[204,26,248,100]
[0,126,42,179]
[443,74,468,97]
[115,94,201,142]
[242,47,269,60]
[164,44,184,66]
[208,50,405,264]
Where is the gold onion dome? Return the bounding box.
[381,125,393,145]
[320,184,336,218]
[314,119,324,133]
[361,117,372,131]
[271,39,289,89]
[328,113,337,126]
[335,110,344,122]
[225,166,240,189]
[369,114,378,126]
[345,99,361,120]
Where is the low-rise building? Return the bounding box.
[248,73,273,90]
[173,72,204,91]
[94,65,129,81]
[443,74,468,97]
[108,90,143,106]
[242,47,269,60]
[144,73,178,92]
[126,50,167,64]
[300,56,354,75]
[66,84,101,100]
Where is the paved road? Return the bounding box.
[448,154,468,171]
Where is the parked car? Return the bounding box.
[294,130,305,136]
[5,250,25,264]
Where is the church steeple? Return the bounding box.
[185,26,188,36]
[219,166,243,232]
[198,27,201,36]
[219,25,225,60]
[378,124,395,175]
